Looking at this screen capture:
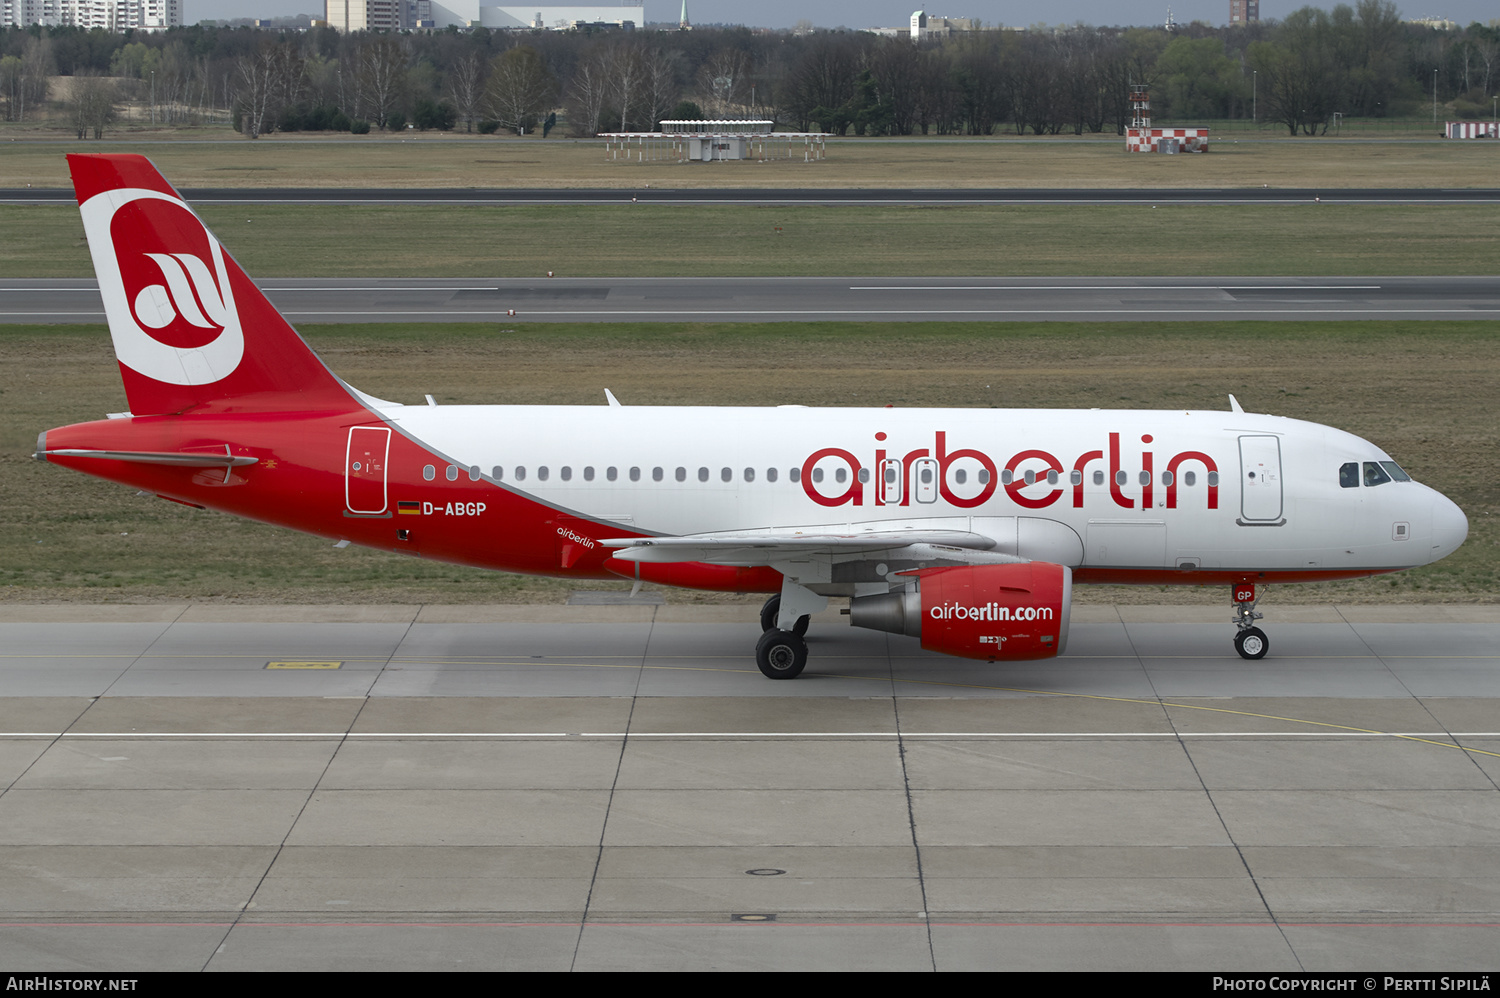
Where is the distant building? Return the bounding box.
[868,9,981,40]
[1407,15,1457,30]
[910,9,978,39]
[1,0,182,30]
[1229,0,1259,24]
[326,0,642,29]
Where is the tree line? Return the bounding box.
[2,3,1497,139]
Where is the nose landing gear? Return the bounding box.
[1232,581,1269,660]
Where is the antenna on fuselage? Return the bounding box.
[1228,394,1244,413]
[605,389,623,407]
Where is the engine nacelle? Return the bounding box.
[849,562,1072,661]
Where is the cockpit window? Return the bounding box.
[1363,461,1392,487]
[1380,461,1411,482]
[1339,462,1359,488]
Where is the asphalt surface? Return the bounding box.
[1,602,1497,971]
[6,186,1500,205]
[7,275,1500,324]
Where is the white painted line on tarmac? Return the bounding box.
[8,730,1496,739]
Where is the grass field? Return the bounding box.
[4,202,1499,279]
[3,321,1494,605]
[2,131,1498,190]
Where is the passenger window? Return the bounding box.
[767,468,778,483]
[492,466,503,481]
[1070,470,1083,485]
[468,466,480,482]
[834,468,847,483]
[979,469,990,484]
[423,465,435,481]
[515,466,526,481]
[537,466,549,482]
[721,467,732,483]
[1207,471,1219,487]
[697,467,709,482]
[1138,471,1150,486]
[1115,470,1128,486]
[1160,470,1173,487]
[1340,462,1359,488]
[954,469,967,485]
[560,467,572,482]
[1023,470,1035,485]
[920,467,933,484]
[1047,470,1059,485]
[446,465,458,482]
[857,468,869,483]
[652,467,662,482]
[1364,462,1392,487]
[744,467,755,482]
[790,468,800,483]
[583,466,594,481]
[1093,470,1105,486]
[607,467,618,481]
[812,468,824,483]
[1184,471,1196,486]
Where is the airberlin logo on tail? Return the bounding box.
[133,252,231,334]
[79,188,244,386]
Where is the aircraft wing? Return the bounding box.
[600,529,1020,568]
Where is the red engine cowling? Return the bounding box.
[848,562,1072,661]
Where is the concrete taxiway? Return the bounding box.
[6,186,1500,206]
[1,602,1497,971]
[6,275,1500,324]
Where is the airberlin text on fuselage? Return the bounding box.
[800,430,1221,511]
[931,602,1054,622]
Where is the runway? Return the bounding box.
[5,186,1500,206]
[2,602,1497,971]
[7,276,1500,324]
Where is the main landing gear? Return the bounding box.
[1232,581,1269,660]
[757,594,812,680]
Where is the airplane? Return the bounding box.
[34,154,1469,679]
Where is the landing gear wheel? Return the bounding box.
[1234,626,1269,660]
[759,595,779,632]
[755,629,808,680]
[758,595,808,635]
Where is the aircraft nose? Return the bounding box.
[1429,492,1469,562]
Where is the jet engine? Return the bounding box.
[849,562,1072,661]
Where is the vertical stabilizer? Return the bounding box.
[69,154,354,416]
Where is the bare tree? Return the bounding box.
[563,47,611,135]
[608,41,646,131]
[642,47,680,130]
[236,48,278,138]
[69,72,117,140]
[446,52,486,133]
[486,46,556,135]
[356,36,408,130]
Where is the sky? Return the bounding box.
[189,0,1495,31]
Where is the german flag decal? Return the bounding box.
[398,501,422,515]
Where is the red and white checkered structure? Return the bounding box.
[1127,127,1210,152]
[1446,122,1498,139]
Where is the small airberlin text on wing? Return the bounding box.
[6,979,139,991]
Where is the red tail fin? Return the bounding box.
[70,154,354,416]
